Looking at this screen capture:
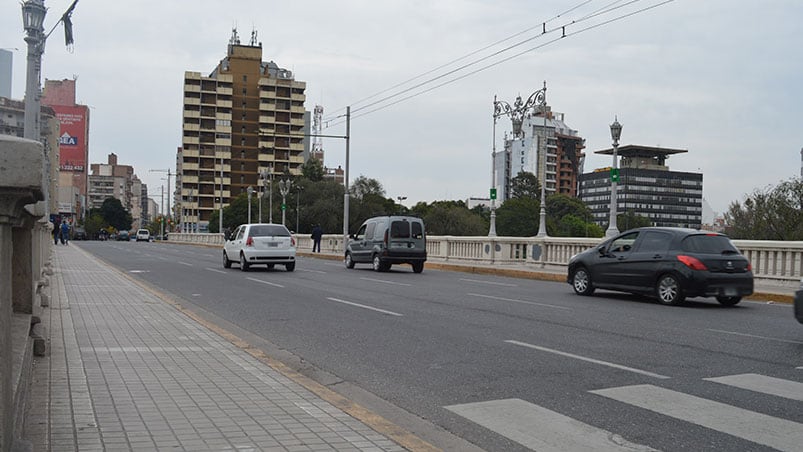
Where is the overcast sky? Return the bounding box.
[3,0,801,216]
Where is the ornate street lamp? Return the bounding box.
[605,117,623,238]
[295,185,303,233]
[492,81,549,237]
[278,179,292,226]
[246,186,253,224]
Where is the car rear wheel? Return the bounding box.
[285,262,295,272]
[239,253,250,272]
[345,252,355,269]
[657,274,685,305]
[716,295,741,306]
[372,255,388,272]
[572,267,595,296]
[412,262,424,274]
[223,251,231,268]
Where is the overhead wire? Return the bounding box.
[323,0,674,128]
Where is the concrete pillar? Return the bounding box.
[0,135,44,452]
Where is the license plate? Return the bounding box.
[723,287,738,296]
[267,242,278,247]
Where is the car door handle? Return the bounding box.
[652,254,663,259]
[617,256,626,261]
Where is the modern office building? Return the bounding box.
[180,29,307,232]
[579,145,703,229]
[41,78,91,222]
[493,105,585,202]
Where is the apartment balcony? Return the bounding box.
[291,93,305,102]
[182,175,199,184]
[217,99,233,108]
[185,97,201,106]
[216,112,232,121]
[184,109,201,119]
[182,148,199,158]
[183,136,200,145]
[183,123,200,132]
[184,84,201,93]
[183,162,199,171]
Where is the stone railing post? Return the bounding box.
[0,135,44,452]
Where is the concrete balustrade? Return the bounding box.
[1,134,49,452]
[170,232,803,286]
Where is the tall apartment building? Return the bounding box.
[493,105,585,202]
[578,145,703,229]
[180,29,307,232]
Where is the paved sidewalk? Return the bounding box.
[24,245,416,451]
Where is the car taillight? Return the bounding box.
[291,236,296,246]
[747,262,752,272]
[245,236,253,247]
[677,255,707,271]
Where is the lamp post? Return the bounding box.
[295,185,303,233]
[493,81,548,237]
[219,152,224,233]
[278,179,292,226]
[606,117,623,238]
[246,186,253,224]
[22,0,46,141]
[396,196,406,214]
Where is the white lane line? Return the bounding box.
[707,329,803,345]
[468,293,571,310]
[591,384,803,452]
[178,261,193,267]
[359,277,411,287]
[505,340,670,379]
[704,373,803,401]
[460,278,517,287]
[299,268,327,274]
[326,297,403,317]
[246,277,284,288]
[205,268,226,274]
[157,256,169,261]
[445,398,657,452]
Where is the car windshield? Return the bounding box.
[248,225,290,237]
[681,234,740,254]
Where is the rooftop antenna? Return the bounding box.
[250,28,258,46]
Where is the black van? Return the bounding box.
[345,216,427,273]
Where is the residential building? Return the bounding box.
[88,153,146,228]
[578,145,703,229]
[0,96,60,217]
[493,105,585,202]
[41,78,91,222]
[180,29,307,232]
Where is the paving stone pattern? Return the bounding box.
[26,245,406,451]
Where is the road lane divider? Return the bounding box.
[205,268,226,274]
[460,278,517,287]
[505,340,670,379]
[326,297,403,317]
[246,277,284,288]
[359,277,411,287]
[707,329,803,345]
[467,293,571,310]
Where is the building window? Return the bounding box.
[242,75,247,82]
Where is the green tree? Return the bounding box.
[616,210,652,231]
[83,213,106,238]
[496,197,540,237]
[725,178,803,240]
[423,202,487,235]
[301,157,325,182]
[97,197,132,231]
[544,194,601,237]
[510,171,540,199]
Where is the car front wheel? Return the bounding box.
[572,267,595,296]
[657,274,685,305]
[345,252,355,269]
[716,295,741,306]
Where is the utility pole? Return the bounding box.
[150,169,172,229]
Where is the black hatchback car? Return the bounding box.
[567,227,753,306]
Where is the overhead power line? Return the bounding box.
[322,0,674,128]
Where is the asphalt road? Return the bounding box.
[75,240,803,452]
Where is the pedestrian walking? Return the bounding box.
[311,224,323,253]
[52,220,59,245]
[60,219,70,245]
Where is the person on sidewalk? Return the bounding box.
[60,219,70,245]
[311,224,323,253]
[52,219,60,245]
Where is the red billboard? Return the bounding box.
[53,105,89,172]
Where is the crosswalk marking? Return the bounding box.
[704,373,803,401]
[445,398,657,452]
[591,384,803,452]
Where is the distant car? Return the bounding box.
[794,279,803,324]
[223,223,296,271]
[116,230,130,241]
[72,227,87,240]
[345,216,427,273]
[567,227,754,306]
[136,229,150,242]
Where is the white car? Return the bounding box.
[223,223,296,272]
[136,229,150,242]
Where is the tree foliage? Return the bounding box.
[92,197,132,232]
[422,201,487,236]
[510,171,540,199]
[724,178,803,240]
[301,157,325,182]
[496,197,540,236]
